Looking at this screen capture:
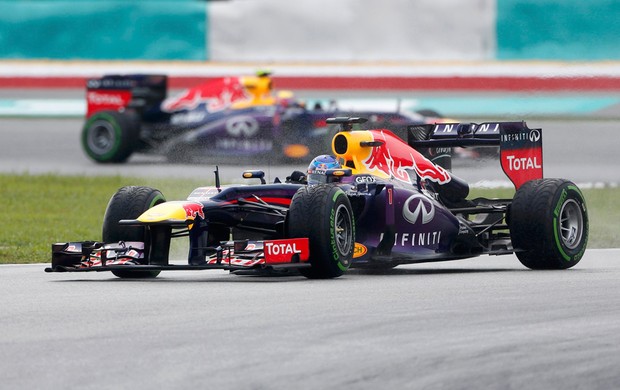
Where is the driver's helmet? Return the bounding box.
[307,155,341,184]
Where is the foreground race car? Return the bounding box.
[82,72,443,164]
[49,117,588,279]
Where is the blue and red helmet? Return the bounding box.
[307,155,342,184]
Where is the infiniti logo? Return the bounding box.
[226,116,259,137]
[403,194,435,225]
[529,129,541,143]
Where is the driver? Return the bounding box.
[306,155,342,185]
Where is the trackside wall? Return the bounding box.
[0,0,618,61]
[0,0,207,60]
[208,0,496,61]
[496,0,620,60]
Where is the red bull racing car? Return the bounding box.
[82,72,444,164]
[49,117,588,279]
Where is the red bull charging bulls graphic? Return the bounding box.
[182,202,206,220]
[362,130,451,185]
[162,77,249,113]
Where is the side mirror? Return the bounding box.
[242,170,266,184]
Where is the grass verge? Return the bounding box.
[1,173,617,264]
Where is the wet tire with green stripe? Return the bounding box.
[103,186,167,279]
[287,184,354,279]
[509,179,588,269]
[82,110,140,163]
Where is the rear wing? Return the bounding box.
[85,74,167,117]
[408,122,543,189]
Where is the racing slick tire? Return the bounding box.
[287,185,355,279]
[82,110,140,163]
[102,186,167,278]
[509,178,588,270]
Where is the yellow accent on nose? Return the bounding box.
[137,202,195,223]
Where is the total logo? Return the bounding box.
[263,238,309,263]
[226,116,260,137]
[87,91,126,106]
[505,155,541,171]
[264,241,301,256]
[403,194,435,225]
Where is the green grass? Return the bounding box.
[0,174,618,264]
[469,186,620,249]
[0,174,207,264]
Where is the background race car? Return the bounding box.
[82,72,445,164]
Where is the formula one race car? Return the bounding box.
[82,72,443,164]
[49,117,588,279]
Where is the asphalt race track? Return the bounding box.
[1,116,620,389]
[0,117,619,186]
[2,250,620,389]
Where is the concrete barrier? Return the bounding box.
[1,0,618,61]
[0,0,207,60]
[209,0,495,61]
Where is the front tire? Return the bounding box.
[287,185,355,279]
[82,110,140,163]
[103,186,167,278]
[510,179,588,269]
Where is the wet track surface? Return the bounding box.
[2,250,620,389]
[0,117,618,186]
[1,115,620,388]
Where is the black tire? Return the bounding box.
[82,110,140,163]
[287,185,355,279]
[510,179,588,269]
[102,186,167,278]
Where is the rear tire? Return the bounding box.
[510,179,588,269]
[82,110,140,163]
[103,186,166,278]
[287,185,354,279]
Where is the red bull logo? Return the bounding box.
[412,157,451,185]
[161,77,249,113]
[182,202,205,220]
[363,130,451,185]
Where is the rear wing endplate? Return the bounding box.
[85,74,167,117]
[408,122,543,189]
